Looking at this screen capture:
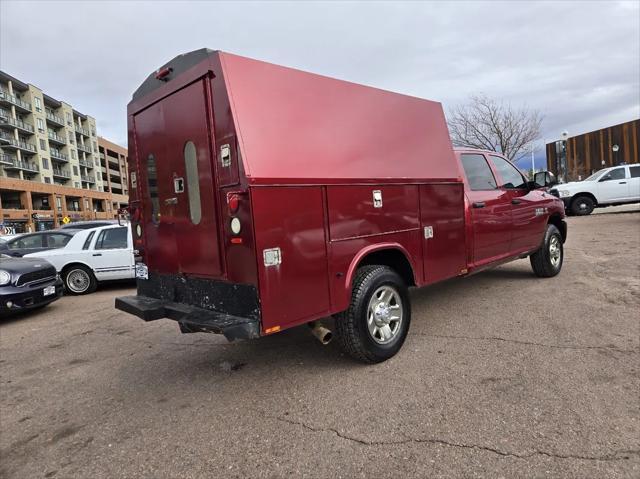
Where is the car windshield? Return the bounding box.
[583,170,606,181]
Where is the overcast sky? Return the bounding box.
[1,0,639,168]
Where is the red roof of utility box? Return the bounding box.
[217,52,460,184]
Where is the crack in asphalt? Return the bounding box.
[414,333,638,354]
[271,415,639,462]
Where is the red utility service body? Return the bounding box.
[117,49,565,339]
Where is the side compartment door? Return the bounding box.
[251,187,330,331]
[459,153,512,265]
[420,183,466,284]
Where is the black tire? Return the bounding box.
[530,225,564,278]
[62,265,97,295]
[334,265,411,364]
[571,196,595,215]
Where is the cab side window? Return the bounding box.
[10,234,44,249]
[46,233,72,248]
[600,168,626,181]
[95,227,128,250]
[630,166,640,178]
[490,155,527,189]
[460,154,497,191]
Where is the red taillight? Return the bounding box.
[227,193,240,213]
[155,67,172,81]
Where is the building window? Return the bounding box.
[44,177,51,184]
[84,199,89,210]
[68,132,74,143]
[34,97,42,112]
[73,165,78,175]
[93,141,97,152]
[74,182,80,189]
[42,158,49,169]
[56,197,62,211]
[37,118,45,132]
[66,112,72,125]
[71,150,76,160]
[39,138,47,151]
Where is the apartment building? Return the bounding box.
[98,136,129,212]
[0,70,128,233]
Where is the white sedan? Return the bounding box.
[23,224,135,295]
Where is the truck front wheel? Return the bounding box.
[334,265,411,363]
[530,224,563,278]
[571,195,595,215]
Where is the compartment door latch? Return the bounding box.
[373,190,383,208]
[424,226,434,239]
[263,247,282,267]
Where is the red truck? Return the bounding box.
[115,49,567,363]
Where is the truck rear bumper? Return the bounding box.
[115,295,261,341]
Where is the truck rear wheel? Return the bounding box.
[334,265,411,364]
[571,196,595,215]
[530,224,563,278]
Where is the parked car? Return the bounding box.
[0,255,63,316]
[115,49,567,364]
[550,164,640,215]
[59,220,119,230]
[0,231,77,257]
[24,224,135,295]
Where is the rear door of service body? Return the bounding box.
[134,79,223,277]
[459,152,512,265]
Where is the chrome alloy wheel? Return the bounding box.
[67,269,90,293]
[367,285,403,344]
[549,235,562,268]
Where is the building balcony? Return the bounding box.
[45,111,65,127]
[52,167,71,179]
[2,157,39,173]
[3,137,37,154]
[47,130,66,146]
[77,142,92,154]
[0,113,35,135]
[79,157,94,168]
[0,130,13,144]
[75,125,90,137]
[0,88,32,113]
[50,149,69,162]
[81,174,95,183]
[0,153,17,165]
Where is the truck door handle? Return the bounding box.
[511,199,522,205]
[619,181,627,184]
[93,253,102,256]
[472,202,485,208]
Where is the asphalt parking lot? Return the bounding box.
[1,207,639,478]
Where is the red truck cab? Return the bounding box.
[116,49,566,363]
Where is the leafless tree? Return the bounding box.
[447,94,542,162]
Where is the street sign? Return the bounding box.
[62,216,71,225]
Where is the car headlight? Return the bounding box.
[558,190,571,198]
[0,270,11,286]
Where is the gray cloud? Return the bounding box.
[2,0,638,168]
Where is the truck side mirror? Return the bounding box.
[534,171,557,188]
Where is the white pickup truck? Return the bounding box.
[550,164,640,215]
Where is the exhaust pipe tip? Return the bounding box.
[309,322,333,345]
